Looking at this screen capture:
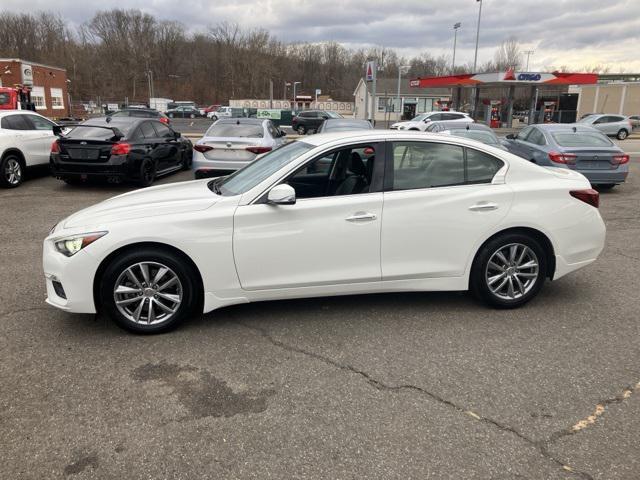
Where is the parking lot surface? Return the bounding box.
[1,148,639,479]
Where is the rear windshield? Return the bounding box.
[67,123,133,140]
[551,132,613,147]
[206,123,263,138]
[449,130,500,145]
[324,120,372,130]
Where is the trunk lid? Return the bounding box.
[58,139,113,163]
[562,148,622,170]
[198,137,261,162]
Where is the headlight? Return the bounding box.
[54,231,108,257]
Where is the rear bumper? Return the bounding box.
[579,168,628,185]
[192,152,254,175]
[50,154,137,179]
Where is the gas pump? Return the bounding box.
[543,101,556,123]
[486,100,501,128]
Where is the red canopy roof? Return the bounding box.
[410,71,599,88]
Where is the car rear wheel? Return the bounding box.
[617,129,628,140]
[189,113,195,119]
[296,125,307,135]
[99,248,199,334]
[470,233,547,308]
[0,155,23,188]
[138,159,156,187]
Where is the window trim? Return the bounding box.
[384,141,505,192]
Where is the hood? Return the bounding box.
[392,121,421,129]
[63,179,218,229]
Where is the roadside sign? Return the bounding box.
[366,61,375,82]
[21,64,33,86]
[257,109,282,120]
[315,89,321,95]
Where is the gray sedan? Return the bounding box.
[426,121,508,150]
[504,124,629,188]
[577,114,633,140]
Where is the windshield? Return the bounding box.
[551,132,613,147]
[410,114,428,122]
[205,123,263,138]
[449,130,500,145]
[324,120,372,131]
[214,141,313,196]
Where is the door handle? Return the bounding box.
[345,212,377,222]
[468,202,498,212]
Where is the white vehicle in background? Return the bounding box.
[207,106,232,120]
[0,110,59,188]
[43,130,605,334]
[391,111,473,131]
[192,118,286,178]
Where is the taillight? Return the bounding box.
[548,151,577,164]
[160,117,170,124]
[111,143,131,155]
[51,140,60,153]
[246,146,272,154]
[194,144,214,153]
[570,189,599,208]
[611,153,630,165]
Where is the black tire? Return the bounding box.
[596,183,616,190]
[210,115,218,122]
[138,159,156,187]
[616,129,628,140]
[99,247,200,334]
[0,154,24,188]
[296,125,307,135]
[470,232,547,309]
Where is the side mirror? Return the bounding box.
[279,129,287,137]
[505,133,515,140]
[267,184,296,205]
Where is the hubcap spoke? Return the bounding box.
[485,243,540,301]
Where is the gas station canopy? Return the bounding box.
[409,71,599,88]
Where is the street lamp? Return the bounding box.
[523,50,535,71]
[396,65,411,121]
[473,0,483,72]
[452,22,461,73]
[292,81,301,112]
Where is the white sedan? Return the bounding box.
[43,130,606,333]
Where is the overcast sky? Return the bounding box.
[5,0,640,72]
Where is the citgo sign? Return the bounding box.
[517,73,542,81]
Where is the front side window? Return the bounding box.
[391,142,464,190]
[152,122,175,139]
[139,122,157,139]
[27,115,55,130]
[285,144,378,199]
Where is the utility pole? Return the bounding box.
[292,81,301,111]
[396,65,410,121]
[452,22,461,72]
[371,60,377,126]
[471,0,483,120]
[523,50,535,71]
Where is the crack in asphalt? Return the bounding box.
[0,306,51,319]
[234,320,594,480]
[609,249,640,263]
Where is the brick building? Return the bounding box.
[0,58,68,118]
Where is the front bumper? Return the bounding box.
[42,238,98,314]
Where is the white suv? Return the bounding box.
[391,111,473,131]
[0,110,58,188]
[207,106,232,120]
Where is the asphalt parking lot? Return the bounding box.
[1,143,639,479]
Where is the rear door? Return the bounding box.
[24,114,57,165]
[381,141,512,279]
[151,121,180,170]
[0,114,51,166]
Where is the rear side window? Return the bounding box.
[152,122,175,139]
[1,114,32,130]
[551,132,613,147]
[139,122,158,139]
[466,149,504,183]
[391,142,464,189]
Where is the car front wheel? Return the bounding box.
[470,233,547,308]
[0,155,24,188]
[617,129,628,140]
[296,125,307,135]
[99,248,200,334]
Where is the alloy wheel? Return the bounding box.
[113,261,183,325]
[4,158,22,185]
[485,243,539,300]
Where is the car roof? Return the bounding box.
[301,129,498,147]
[0,109,49,118]
[534,123,602,132]
[216,118,265,125]
[116,108,158,113]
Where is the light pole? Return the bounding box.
[523,50,535,71]
[452,22,461,73]
[292,81,301,112]
[472,0,483,119]
[283,81,291,100]
[396,65,411,121]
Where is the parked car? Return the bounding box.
[317,118,373,133]
[207,106,232,120]
[203,104,221,115]
[426,121,508,150]
[576,114,633,140]
[43,130,605,334]
[192,118,286,178]
[504,124,629,188]
[108,108,171,125]
[291,110,343,134]
[166,106,202,119]
[390,111,473,131]
[0,110,60,188]
[50,117,192,187]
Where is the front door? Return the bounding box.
[381,141,513,279]
[233,143,384,290]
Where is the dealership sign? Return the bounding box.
[257,109,282,120]
[21,64,33,86]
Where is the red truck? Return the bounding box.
[0,86,35,112]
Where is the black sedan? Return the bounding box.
[50,117,192,187]
[165,106,202,119]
